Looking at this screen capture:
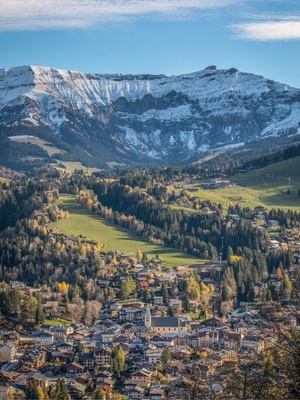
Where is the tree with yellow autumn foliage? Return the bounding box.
[58,282,69,295]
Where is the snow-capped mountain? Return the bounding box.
[0,65,299,167]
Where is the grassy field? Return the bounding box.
[48,194,204,268]
[232,156,300,210]
[169,205,198,213]
[174,157,300,211]
[174,183,266,210]
[55,161,100,175]
[44,318,70,326]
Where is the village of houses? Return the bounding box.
[0,216,299,400]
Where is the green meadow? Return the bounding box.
[174,156,300,211]
[49,194,204,268]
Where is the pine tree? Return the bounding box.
[26,382,44,399]
[112,345,125,377]
[161,283,169,306]
[161,347,171,365]
[142,252,148,265]
[55,378,70,400]
[120,276,136,300]
[35,302,45,326]
[182,295,191,312]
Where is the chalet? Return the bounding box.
[50,325,74,338]
[0,371,19,385]
[172,348,191,360]
[188,333,199,347]
[33,331,54,347]
[0,332,20,346]
[68,381,87,397]
[270,241,281,251]
[149,388,166,400]
[153,297,163,306]
[169,299,182,311]
[93,347,112,366]
[79,353,94,369]
[268,220,280,228]
[133,264,145,272]
[136,269,150,281]
[164,360,185,376]
[66,362,85,377]
[145,348,163,364]
[127,385,144,400]
[0,343,17,363]
[80,339,98,352]
[131,368,153,388]
[223,331,243,349]
[242,335,264,352]
[120,308,144,322]
[205,179,230,188]
[123,379,142,391]
[50,351,65,362]
[109,302,122,311]
[75,373,91,386]
[255,214,265,222]
[26,372,49,389]
[229,214,240,222]
[55,341,73,355]
[96,371,112,381]
[168,333,189,347]
[198,330,219,346]
[254,206,265,214]
[155,272,176,286]
[149,335,174,347]
[200,317,225,329]
[19,349,46,369]
[96,377,114,392]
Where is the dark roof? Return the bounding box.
[67,362,84,370]
[151,317,179,328]
[79,353,93,360]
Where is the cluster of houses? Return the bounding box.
[0,214,299,398]
[0,286,299,400]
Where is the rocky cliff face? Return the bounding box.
[0,65,299,166]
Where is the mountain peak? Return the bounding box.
[0,65,299,168]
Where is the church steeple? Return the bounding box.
[144,304,151,328]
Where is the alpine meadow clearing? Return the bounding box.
[48,194,204,269]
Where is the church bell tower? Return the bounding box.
[144,304,151,328]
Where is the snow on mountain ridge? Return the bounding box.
[0,65,299,166]
[1,64,294,111]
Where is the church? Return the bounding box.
[144,305,188,334]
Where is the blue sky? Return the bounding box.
[0,0,299,87]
